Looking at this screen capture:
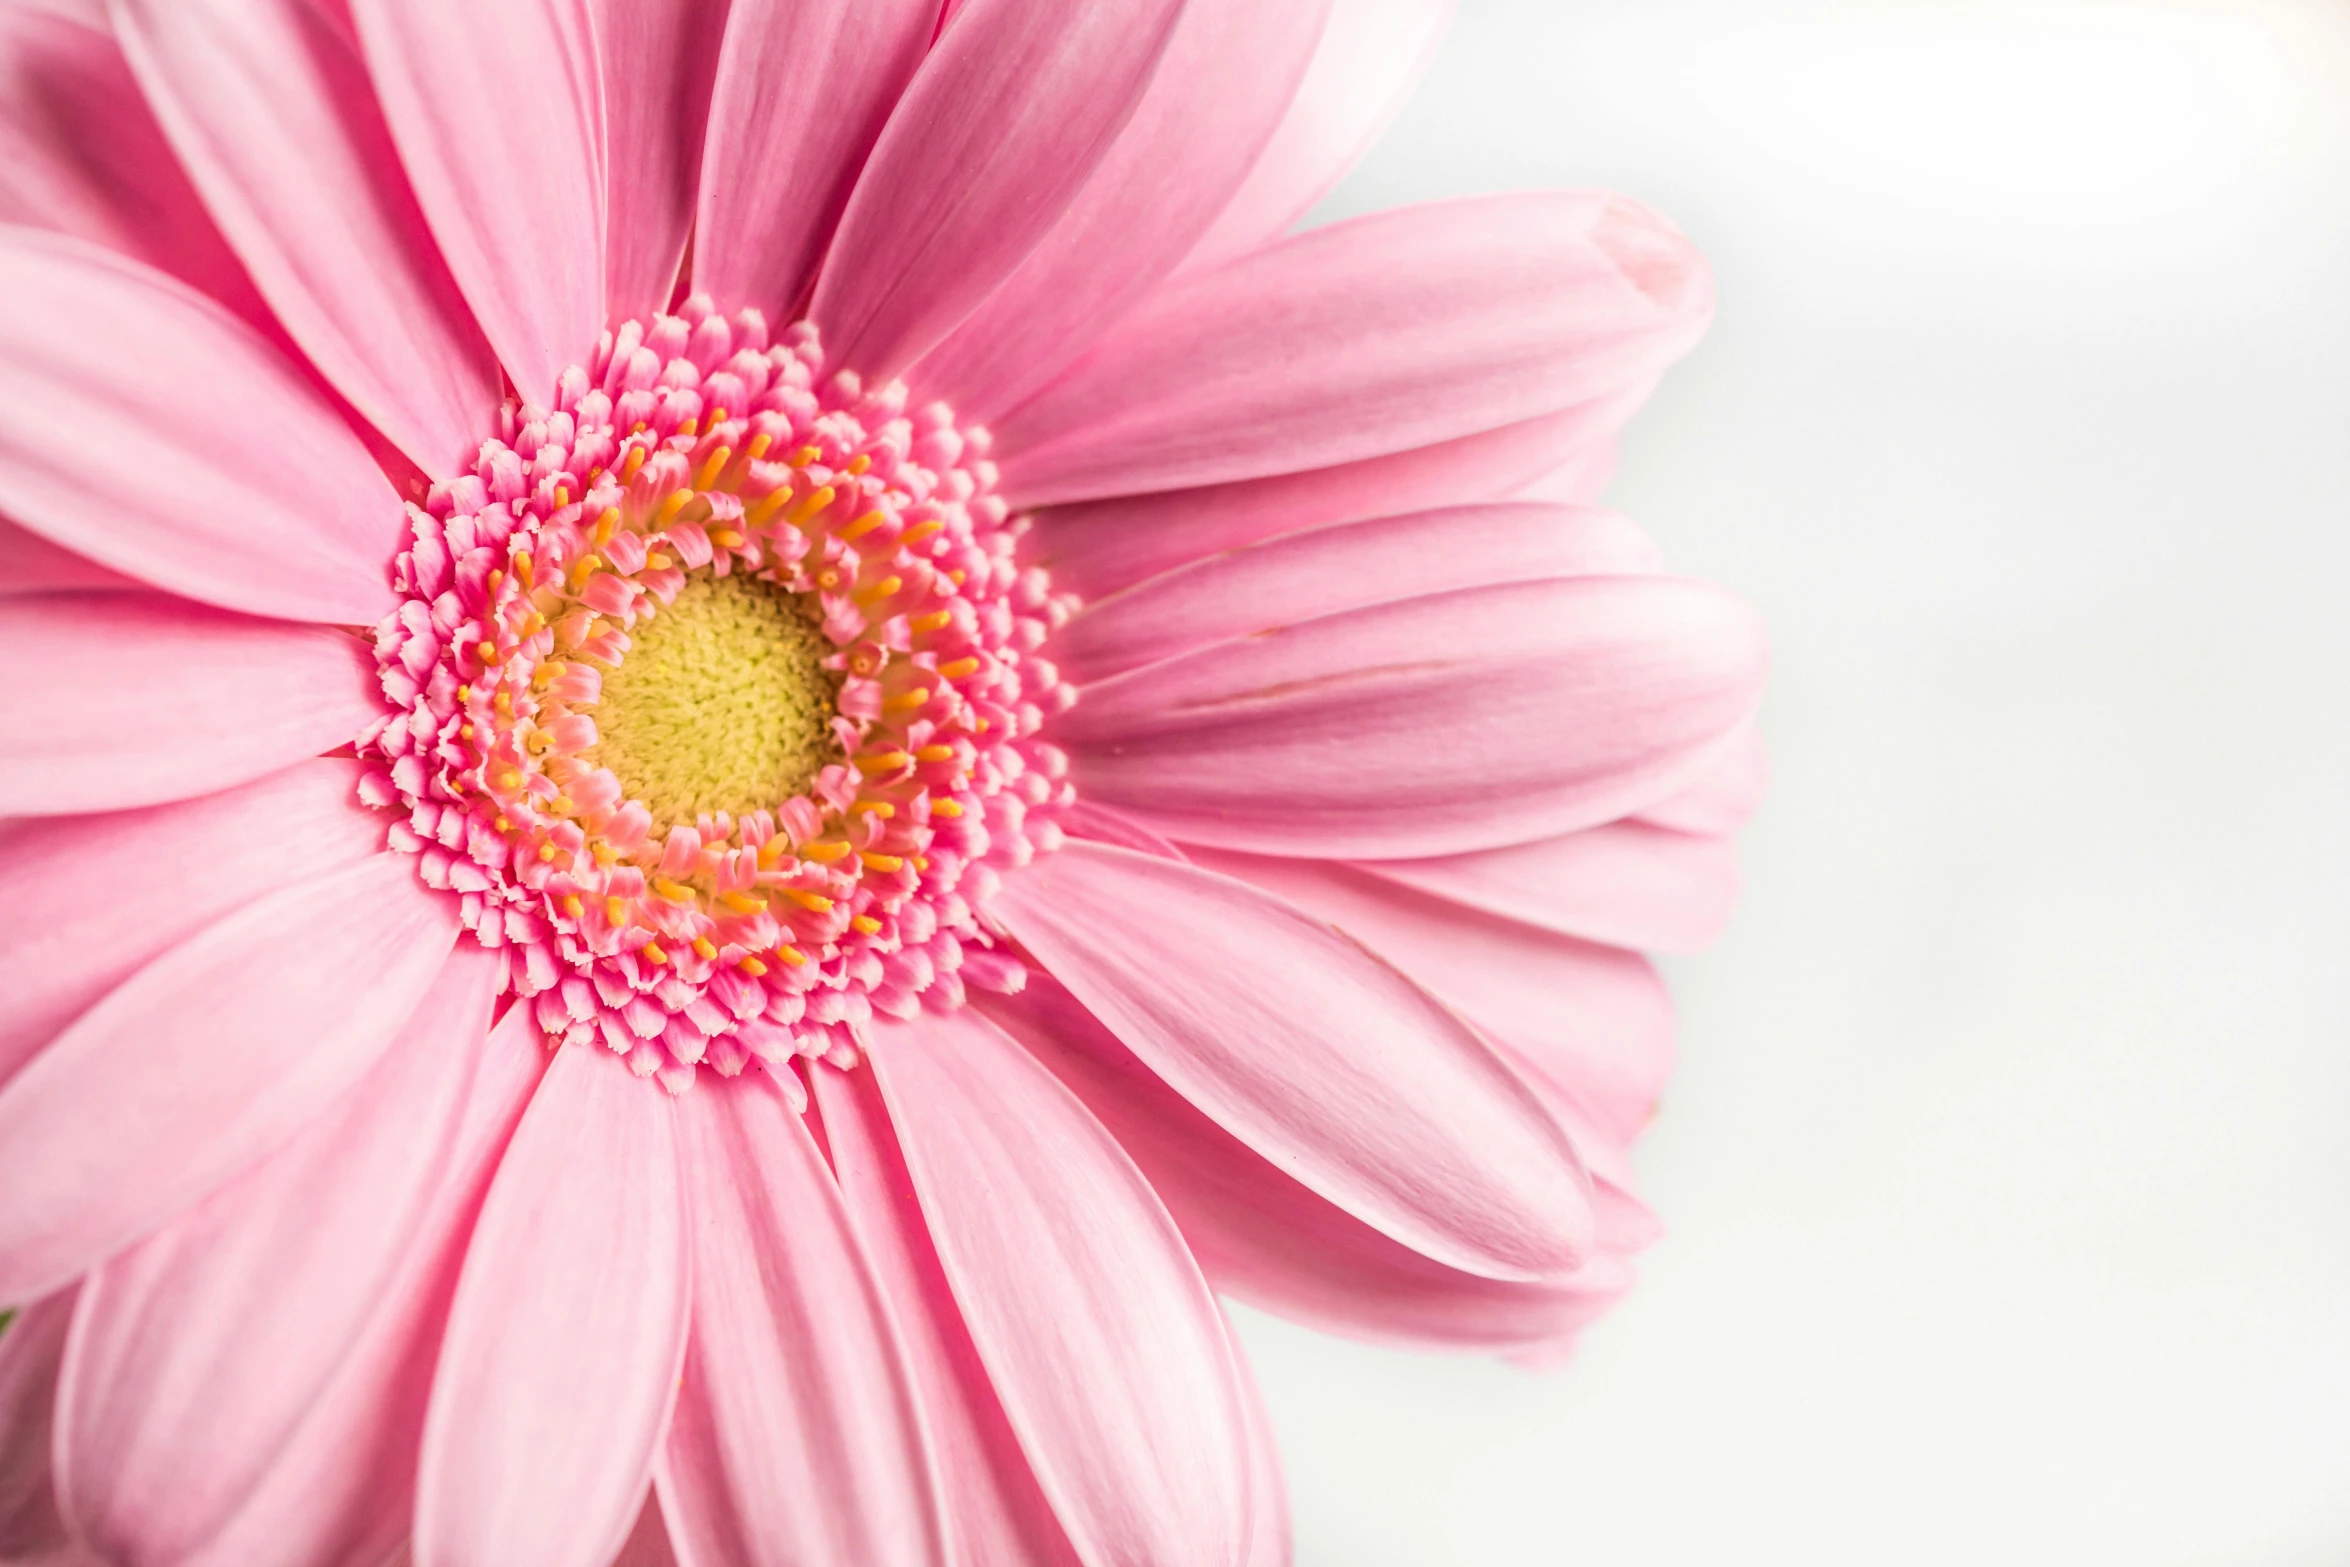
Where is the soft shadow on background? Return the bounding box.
[1232,2,2350,1563]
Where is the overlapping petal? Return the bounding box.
[0,1288,73,1559]
[600,0,731,322]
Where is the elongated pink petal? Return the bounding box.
[868,1010,1256,1567]
[0,7,269,328]
[56,945,500,1567]
[0,230,406,622]
[1637,720,1769,835]
[0,518,130,597]
[985,980,1624,1352]
[599,0,729,322]
[1056,502,1660,683]
[610,1495,680,1567]
[1183,0,1457,272]
[812,1066,1087,1567]
[906,0,1332,420]
[351,0,604,407]
[416,1044,687,1567]
[1355,819,1743,954]
[0,593,379,818]
[1190,851,1675,1145]
[1028,386,1650,600]
[0,760,385,1091]
[806,0,1186,381]
[994,192,1710,506]
[110,0,503,476]
[1062,576,1768,859]
[1232,1333,1290,1567]
[657,1081,949,1567]
[690,0,937,327]
[998,841,1592,1278]
[0,852,457,1304]
[0,1288,73,1558]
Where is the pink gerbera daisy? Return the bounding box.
[0,0,1766,1563]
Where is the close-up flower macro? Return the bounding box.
[0,2,1771,1565]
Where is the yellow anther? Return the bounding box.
[553,485,570,509]
[476,640,502,665]
[855,575,903,607]
[860,751,911,774]
[456,684,473,703]
[706,407,728,427]
[883,686,931,713]
[718,891,769,915]
[692,936,718,961]
[494,815,511,833]
[914,856,929,871]
[901,520,944,546]
[642,941,668,966]
[916,744,956,763]
[592,842,618,867]
[594,506,621,544]
[488,568,505,591]
[534,660,565,687]
[789,445,821,468]
[622,448,647,479]
[655,489,693,525]
[837,510,888,542]
[930,798,963,818]
[493,692,513,713]
[852,801,896,819]
[676,416,699,438]
[548,796,575,816]
[787,486,837,525]
[537,842,556,862]
[496,768,523,791]
[937,657,980,680]
[737,955,770,977]
[911,609,954,633]
[693,446,733,490]
[606,895,628,924]
[569,553,605,588]
[858,853,904,874]
[646,552,673,571]
[948,569,968,585]
[513,550,535,589]
[852,914,884,934]
[517,610,546,637]
[783,888,834,913]
[562,894,584,918]
[845,454,872,476]
[459,724,476,741]
[756,840,789,870]
[744,491,789,529]
[653,877,696,903]
[710,529,746,549]
[745,432,774,461]
[776,944,809,967]
[800,840,852,863]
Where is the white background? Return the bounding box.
[1231,3,2350,1563]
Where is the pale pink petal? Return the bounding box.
[415,1043,687,1567]
[0,230,407,623]
[1354,819,1743,954]
[55,945,501,1567]
[1636,719,1769,835]
[0,6,269,327]
[690,0,938,327]
[1183,0,1457,273]
[996,842,1594,1279]
[0,760,386,1090]
[806,0,1187,381]
[0,593,379,818]
[1061,799,1190,863]
[110,0,504,476]
[0,518,130,597]
[656,1080,948,1567]
[1189,851,1675,1146]
[0,852,458,1304]
[905,0,1332,421]
[813,1065,1085,1567]
[993,192,1711,506]
[1028,386,1650,600]
[866,1009,1256,1567]
[598,0,729,322]
[0,1288,72,1558]
[1511,438,1627,505]
[1055,501,1661,683]
[1061,575,1769,859]
[1232,1330,1290,1567]
[609,1494,680,1567]
[350,0,604,407]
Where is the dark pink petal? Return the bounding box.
[610,1494,681,1567]
[0,231,406,623]
[1354,819,1743,954]
[1028,387,1649,600]
[350,0,604,407]
[807,0,1187,381]
[906,0,1332,420]
[415,1044,687,1567]
[111,0,505,476]
[0,6,269,327]
[0,852,458,1304]
[1056,502,1660,683]
[866,1009,1256,1567]
[1184,0,1457,272]
[813,1066,1087,1567]
[997,842,1594,1279]
[993,192,1710,506]
[599,0,729,322]
[690,0,937,327]
[0,1288,73,1558]
[656,1080,949,1567]
[55,945,500,1567]
[0,518,131,597]
[1061,575,1769,859]
[1636,720,1769,835]
[0,760,385,1092]
[0,593,379,818]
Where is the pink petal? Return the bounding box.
[0,592,379,818]
[0,6,270,329]
[1354,819,1744,955]
[0,230,407,623]
[598,0,729,323]
[55,945,501,1567]
[1060,575,1769,859]
[609,1494,680,1567]
[0,851,458,1304]
[0,759,387,1091]
[0,518,131,597]
[1028,385,1650,600]
[905,0,1333,421]
[806,0,1188,381]
[1056,501,1661,683]
[812,1066,1087,1567]
[997,841,1595,1279]
[1233,1333,1290,1567]
[690,0,939,328]
[657,1080,947,1567]
[1190,851,1675,1146]
[110,0,505,476]
[0,1288,73,1559]
[865,1009,1257,1567]
[1183,0,1457,273]
[350,0,604,408]
[415,1043,687,1567]
[993,191,1711,506]
[1637,719,1769,835]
